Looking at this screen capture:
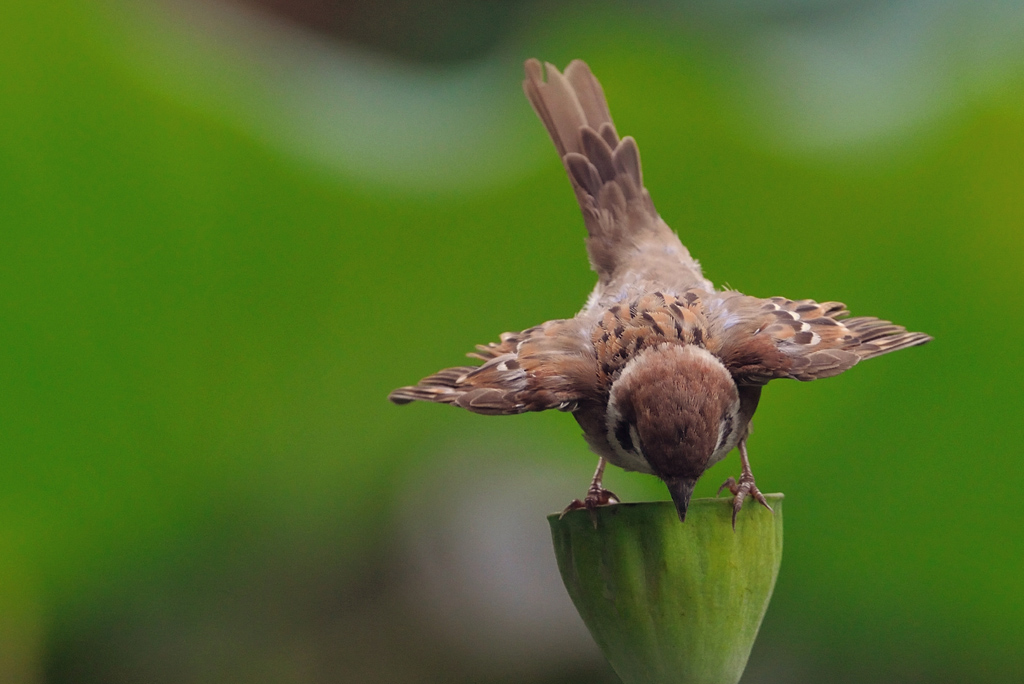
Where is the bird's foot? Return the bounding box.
[717,474,773,529]
[560,486,620,527]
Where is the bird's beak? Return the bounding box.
[665,477,697,522]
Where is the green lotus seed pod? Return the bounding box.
[549,496,783,684]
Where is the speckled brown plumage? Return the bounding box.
[389,59,932,523]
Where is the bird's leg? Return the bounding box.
[583,456,619,506]
[717,439,773,528]
[560,457,620,524]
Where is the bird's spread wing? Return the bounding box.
[705,293,933,385]
[522,59,712,299]
[388,319,599,415]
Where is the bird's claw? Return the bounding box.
[717,475,773,529]
[560,487,620,528]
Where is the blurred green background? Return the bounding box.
[2,0,1022,682]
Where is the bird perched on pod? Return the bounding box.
[389,59,931,524]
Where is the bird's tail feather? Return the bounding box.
[523,59,707,292]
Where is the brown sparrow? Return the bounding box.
[389,59,932,524]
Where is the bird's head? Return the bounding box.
[606,343,741,521]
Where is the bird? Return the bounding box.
[388,58,932,525]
